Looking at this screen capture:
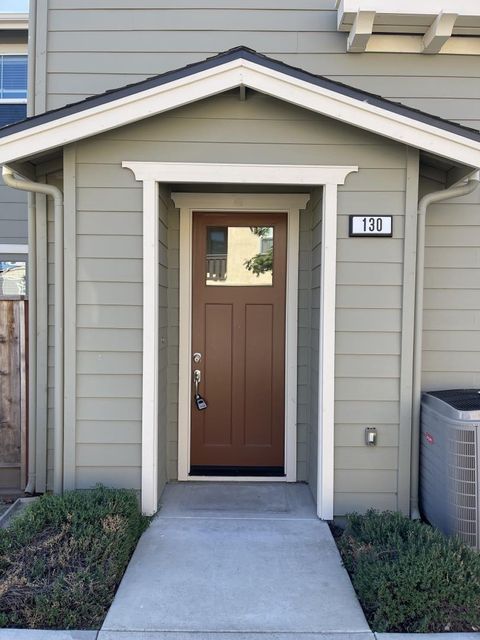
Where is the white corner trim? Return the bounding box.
[124,161,358,517]
[1,56,480,168]
[0,243,28,254]
[171,192,309,485]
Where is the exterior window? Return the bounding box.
[0,261,27,298]
[0,55,27,127]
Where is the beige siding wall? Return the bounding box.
[166,207,179,480]
[334,166,404,514]
[0,176,28,246]
[157,187,170,495]
[74,161,143,490]
[306,191,321,498]
[37,0,480,129]
[64,93,407,511]
[422,183,480,391]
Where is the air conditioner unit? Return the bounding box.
[420,389,480,550]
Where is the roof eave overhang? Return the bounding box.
[0,57,479,170]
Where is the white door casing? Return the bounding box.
[172,193,308,485]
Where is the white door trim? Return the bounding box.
[171,193,308,485]
[122,162,358,518]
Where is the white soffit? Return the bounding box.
[336,0,480,54]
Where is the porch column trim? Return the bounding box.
[123,162,358,518]
[142,179,160,515]
[317,183,338,521]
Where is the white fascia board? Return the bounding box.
[0,60,244,164]
[339,0,480,22]
[0,13,28,30]
[1,57,480,169]
[240,62,480,168]
[338,1,480,43]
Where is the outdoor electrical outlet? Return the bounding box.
[365,427,377,446]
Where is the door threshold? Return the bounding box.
[190,466,285,477]
[185,476,287,482]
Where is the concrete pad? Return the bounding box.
[0,497,38,529]
[101,483,369,638]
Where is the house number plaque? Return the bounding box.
[349,215,392,237]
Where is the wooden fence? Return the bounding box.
[0,300,27,493]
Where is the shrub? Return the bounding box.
[338,510,480,633]
[0,486,149,629]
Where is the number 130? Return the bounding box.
[362,217,383,233]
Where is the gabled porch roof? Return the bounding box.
[0,46,479,170]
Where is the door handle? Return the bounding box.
[193,369,201,387]
[193,369,207,410]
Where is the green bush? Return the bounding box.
[0,486,149,629]
[338,510,480,633]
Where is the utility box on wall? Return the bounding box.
[420,390,480,549]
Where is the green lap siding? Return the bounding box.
[422,186,480,392]
[0,176,27,245]
[36,1,480,129]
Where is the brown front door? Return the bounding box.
[191,212,287,474]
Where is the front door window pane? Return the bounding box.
[206,226,274,286]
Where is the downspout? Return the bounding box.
[410,174,479,519]
[2,166,64,495]
[24,0,37,494]
[24,192,36,494]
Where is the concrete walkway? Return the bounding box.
[99,482,372,640]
